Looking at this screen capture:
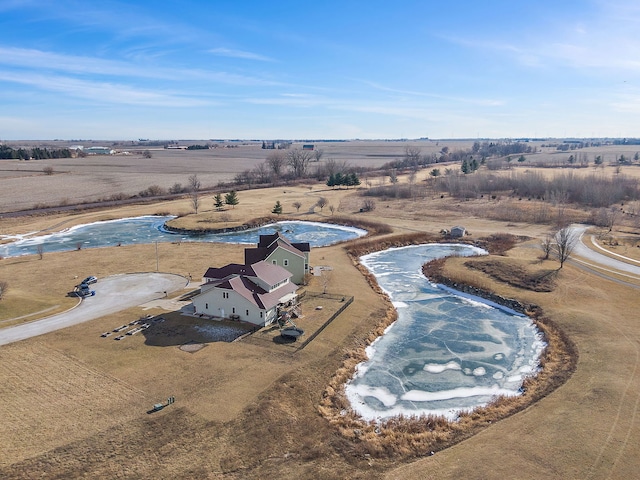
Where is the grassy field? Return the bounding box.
[1,144,640,478]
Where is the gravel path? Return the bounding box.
[0,273,187,346]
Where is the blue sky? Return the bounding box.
[0,0,639,140]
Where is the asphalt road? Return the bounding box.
[570,224,640,279]
[0,273,187,346]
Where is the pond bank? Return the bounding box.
[319,237,577,459]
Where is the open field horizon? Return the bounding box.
[2,139,640,214]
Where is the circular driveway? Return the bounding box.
[0,273,187,346]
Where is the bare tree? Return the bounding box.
[554,226,579,268]
[329,205,335,215]
[0,280,7,301]
[267,151,286,178]
[404,146,421,167]
[189,174,201,213]
[253,161,272,184]
[37,244,44,260]
[361,199,376,212]
[313,148,324,162]
[319,157,349,179]
[43,166,54,175]
[287,149,314,178]
[315,197,327,211]
[540,234,553,260]
[292,201,302,212]
[594,206,619,233]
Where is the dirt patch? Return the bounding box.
[179,341,207,353]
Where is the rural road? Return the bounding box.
[0,273,187,346]
[570,224,640,280]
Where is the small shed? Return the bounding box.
[450,226,466,238]
[302,144,315,151]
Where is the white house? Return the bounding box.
[192,261,298,326]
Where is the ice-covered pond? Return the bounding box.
[345,243,545,422]
[0,216,367,258]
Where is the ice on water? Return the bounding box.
[346,244,545,422]
[0,217,367,257]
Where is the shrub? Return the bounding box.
[361,199,376,212]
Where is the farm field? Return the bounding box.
[0,142,640,478]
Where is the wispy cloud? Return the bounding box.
[0,71,213,107]
[0,46,288,87]
[442,2,640,74]
[209,47,274,62]
[360,80,505,106]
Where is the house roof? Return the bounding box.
[246,233,310,264]
[200,265,297,310]
[203,261,291,289]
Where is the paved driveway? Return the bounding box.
[570,224,640,279]
[0,273,187,346]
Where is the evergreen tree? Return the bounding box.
[334,172,344,187]
[214,193,224,210]
[349,172,361,187]
[225,190,239,208]
[272,200,283,215]
[326,173,336,188]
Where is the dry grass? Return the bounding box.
[464,259,557,292]
[1,155,640,479]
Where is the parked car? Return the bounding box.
[81,276,98,285]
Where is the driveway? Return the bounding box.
[0,273,187,346]
[570,224,640,280]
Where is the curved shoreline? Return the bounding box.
[319,237,577,459]
[162,215,388,237]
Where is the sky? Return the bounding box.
[0,0,639,140]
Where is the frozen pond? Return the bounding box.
[0,216,367,258]
[345,244,545,422]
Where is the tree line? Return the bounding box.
[0,145,72,160]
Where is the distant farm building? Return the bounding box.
[85,146,114,155]
[302,144,315,150]
[450,226,466,238]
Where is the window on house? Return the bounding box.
[272,260,277,265]
[205,303,208,309]
[232,307,235,314]
[260,312,263,318]
[246,309,249,316]
[222,292,229,299]
[283,259,289,266]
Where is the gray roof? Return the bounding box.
[201,263,296,310]
[204,261,290,286]
[245,233,309,265]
